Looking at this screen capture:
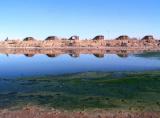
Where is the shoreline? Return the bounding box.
[0,47,160,57]
[0,106,160,118]
[1,46,160,50]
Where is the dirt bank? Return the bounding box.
[0,107,160,118]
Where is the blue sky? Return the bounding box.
[0,0,160,40]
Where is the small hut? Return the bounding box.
[45,36,59,41]
[142,35,154,40]
[93,35,104,40]
[142,35,156,43]
[23,37,36,41]
[116,35,129,40]
[69,36,79,40]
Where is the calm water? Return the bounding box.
[0,51,160,110]
[0,51,160,78]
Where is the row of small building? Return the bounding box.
[12,35,157,42]
[22,35,104,41]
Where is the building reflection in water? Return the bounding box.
[69,53,80,58]
[24,54,35,57]
[1,49,148,59]
[4,53,130,58]
[93,54,104,58]
[46,54,59,58]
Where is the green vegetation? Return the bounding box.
[1,71,160,111]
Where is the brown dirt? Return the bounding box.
[0,107,160,118]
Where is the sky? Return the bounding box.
[0,0,160,40]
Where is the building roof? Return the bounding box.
[116,35,129,40]
[93,35,105,40]
[142,35,154,40]
[45,36,59,40]
[69,36,79,40]
[23,37,36,41]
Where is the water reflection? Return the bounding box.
[0,49,160,78]
[134,52,160,59]
[117,54,128,58]
[0,48,153,58]
[93,54,104,58]
[24,54,35,57]
[46,54,59,58]
[0,48,145,54]
[2,49,160,59]
[5,53,128,58]
[69,53,80,58]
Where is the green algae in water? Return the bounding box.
[1,71,160,111]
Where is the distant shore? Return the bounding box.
[0,35,160,50]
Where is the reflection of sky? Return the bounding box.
[0,54,160,78]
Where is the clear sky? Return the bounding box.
[0,0,160,40]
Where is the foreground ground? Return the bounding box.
[0,71,160,117]
[0,106,160,118]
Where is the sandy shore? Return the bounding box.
[0,107,160,118]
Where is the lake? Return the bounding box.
[1,50,160,110]
[0,50,160,78]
